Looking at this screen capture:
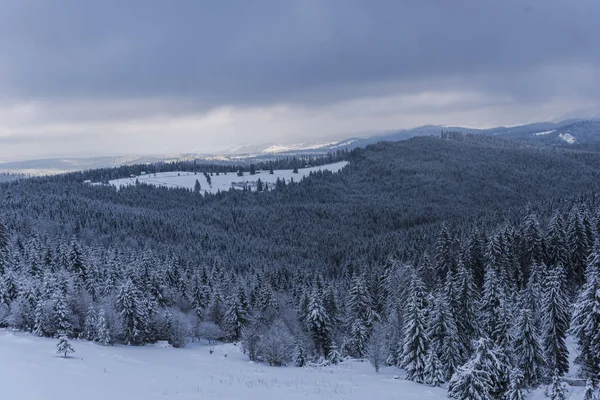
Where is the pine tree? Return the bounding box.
[56,335,75,358]
[424,346,444,386]
[448,337,509,400]
[435,226,455,282]
[305,288,332,358]
[97,309,111,346]
[455,262,478,352]
[223,294,248,341]
[294,340,308,367]
[466,230,486,289]
[546,213,568,270]
[194,179,201,193]
[547,369,567,400]
[583,378,596,400]
[480,264,510,347]
[401,271,428,383]
[428,286,462,380]
[513,308,546,387]
[346,275,378,358]
[568,207,592,286]
[116,279,147,345]
[52,293,72,337]
[542,264,570,376]
[570,249,600,380]
[83,306,98,341]
[506,368,526,400]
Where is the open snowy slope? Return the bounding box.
[0,328,445,400]
[107,161,349,194]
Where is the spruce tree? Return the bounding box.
[346,275,378,358]
[583,378,596,400]
[305,288,332,358]
[56,335,75,358]
[401,271,428,383]
[97,309,111,346]
[83,306,98,341]
[547,369,567,400]
[506,368,526,400]
[570,249,600,380]
[116,279,147,345]
[424,346,444,386]
[448,337,509,400]
[428,286,462,380]
[513,308,545,387]
[542,264,570,376]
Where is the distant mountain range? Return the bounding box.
[2,118,599,175]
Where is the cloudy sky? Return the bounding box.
[1,0,599,161]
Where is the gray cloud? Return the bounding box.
[0,0,599,160]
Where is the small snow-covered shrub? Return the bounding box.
[241,324,261,361]
[167,310,192,348]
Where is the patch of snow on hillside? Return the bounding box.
[534,130,555,136]
[0,329,446,400]
[108,161,349,194]
[559,133,577,144]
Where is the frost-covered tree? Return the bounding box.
[116,279,147,345]
[513,307,546,387]
[294,339,308,367]
[424,346,444,386]
[506,368,526,400]
[258,320,294,366]
[346,275,378,358]
[547,369,567,400]
[583,378,597,400]
[429,284,462,379]
[542,264,570,376]
[96,309,111,346]
[401,271,428,383]
[56,335,75,358]
[83,306,98,341]
[448,337,509,400]
[570,249,600,381]
[305,288,332,358]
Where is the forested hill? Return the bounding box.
[2,134,600,273]
[2,134,600,398]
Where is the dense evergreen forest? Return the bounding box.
[1,133,600,398]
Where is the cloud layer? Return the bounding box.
[1,1,599,160]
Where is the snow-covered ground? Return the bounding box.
[0,328,444,400]
[107,161,349,194]
[534,130,556,136]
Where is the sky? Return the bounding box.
[1,0,599,161]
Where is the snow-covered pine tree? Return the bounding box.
[346,275,378,358]
[305,287,332,358]
[448,337,509,399]
[223,292,249,341]
[542,264,570,376]
[480,263,510,348]
[506,368,526,400]
[428,285,462,380]
[424,346,444,386]
[52,292,72,337]
[568,207,592,286]
[116,279,147,345]
[435,226,455,282]
[83,306,98,341]
[294,339,308,367]
[56,334,75,358]
[96,309,111,346]
[547,369,567,400]
[454,261,478,352]
[583,378,596,400]
[513,307,546,387]
[570,249,600,380]
[401,270,428,383]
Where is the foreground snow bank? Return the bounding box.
[0,329,445,400]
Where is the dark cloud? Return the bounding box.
[1,0,599,107]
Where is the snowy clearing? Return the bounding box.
[534,130,555,136]
[0,328,445,400]
[106,161,349,194]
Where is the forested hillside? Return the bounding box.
[1,134,600,398]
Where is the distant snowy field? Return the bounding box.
[0,328,445,400]
[107,161,349,194]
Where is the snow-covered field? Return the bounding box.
[107,161,349,194]
[0,328,444,400]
